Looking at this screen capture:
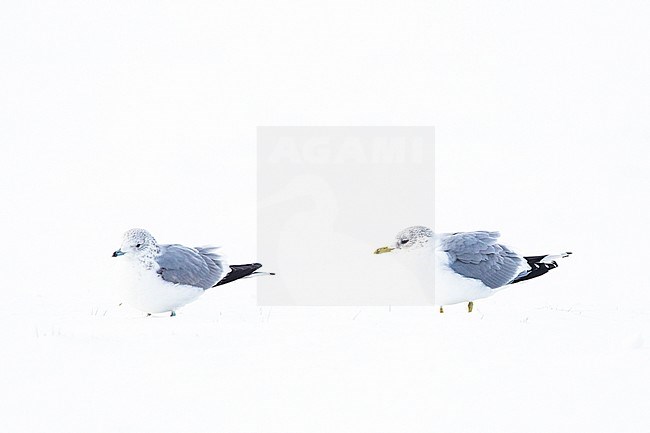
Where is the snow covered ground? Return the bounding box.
[2,273,649,433]
[3,302,649,433]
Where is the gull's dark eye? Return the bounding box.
[400,239,409,245]
[135,243,141,248]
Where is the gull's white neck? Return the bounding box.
[128,245,160,271]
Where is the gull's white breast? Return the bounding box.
[433,249,495,306]
[118,258,204,314]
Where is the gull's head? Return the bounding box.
[373,226,434,254]
[112,228,158,258]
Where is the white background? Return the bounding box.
[1,1,649,432]
[257,126,436,305]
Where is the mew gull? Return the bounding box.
[112,228,273,316]
[374,226,571,312]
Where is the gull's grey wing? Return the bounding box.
[440,231,524,289]
[156,244,228,289]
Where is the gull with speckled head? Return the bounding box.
[112,229,273,316]
[374,226,571,313]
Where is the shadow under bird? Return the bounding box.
[374,226,571,313]
[112,228,273,316]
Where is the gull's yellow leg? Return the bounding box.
[468,301,474,313]
[439,306,444,314]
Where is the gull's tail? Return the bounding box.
[213,263,275,287]
[510,252,572,284]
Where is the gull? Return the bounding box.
[374,226,571,313]
[112,228,273,316]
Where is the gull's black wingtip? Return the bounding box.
[214,263,274,287]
